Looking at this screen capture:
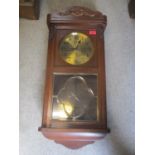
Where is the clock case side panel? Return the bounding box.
[96,25,108,129]
[40,24,56,128]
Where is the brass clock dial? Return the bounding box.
[59,32,94,65]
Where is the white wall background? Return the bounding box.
[19,0,135,154]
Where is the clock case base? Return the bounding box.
[39,127,110,149]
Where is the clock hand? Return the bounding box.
[73,40,81,51]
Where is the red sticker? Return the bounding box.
[89,30,96,35]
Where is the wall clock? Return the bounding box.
[39,6,110,149]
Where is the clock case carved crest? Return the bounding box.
[39,6,110,149]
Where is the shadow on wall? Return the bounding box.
[47,0,96,12]
[107,133,135,155]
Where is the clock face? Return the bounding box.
[59,32,94,65]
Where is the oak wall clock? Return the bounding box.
[39,6,110,149]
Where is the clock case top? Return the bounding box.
[39,6,110,149]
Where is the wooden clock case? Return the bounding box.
[39,6,110,149]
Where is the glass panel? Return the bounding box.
[52,74,97,121]
[59,32,94,65]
